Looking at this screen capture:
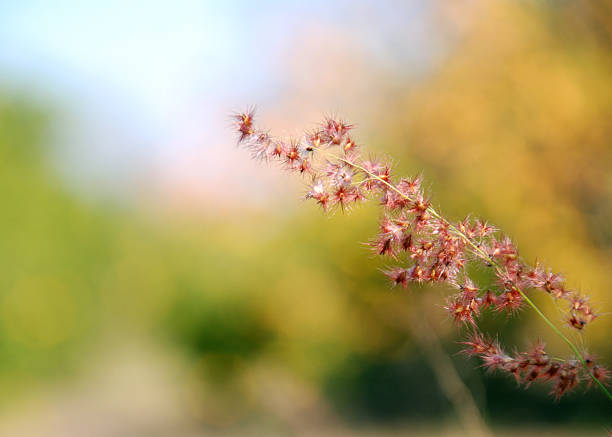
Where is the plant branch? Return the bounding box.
[333,152,612,403]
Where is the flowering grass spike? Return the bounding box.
[232,108,612,402]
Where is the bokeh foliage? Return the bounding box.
[0,0,610,430]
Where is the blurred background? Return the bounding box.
[0,1,611,435]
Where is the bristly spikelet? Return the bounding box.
[232,107,610,401]
[305,179,330,211]
[233,107,256,143]
[381,267,410,289]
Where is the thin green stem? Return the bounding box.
[327,151,612,402]
[519,290,612,401]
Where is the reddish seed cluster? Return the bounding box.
[233,108,609,399]
[525,262,597,330]
[461,333,610,399]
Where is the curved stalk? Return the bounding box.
[330,152,612,403]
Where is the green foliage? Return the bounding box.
[0,96,109,395]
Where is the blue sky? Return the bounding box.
[0,1,435,206]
